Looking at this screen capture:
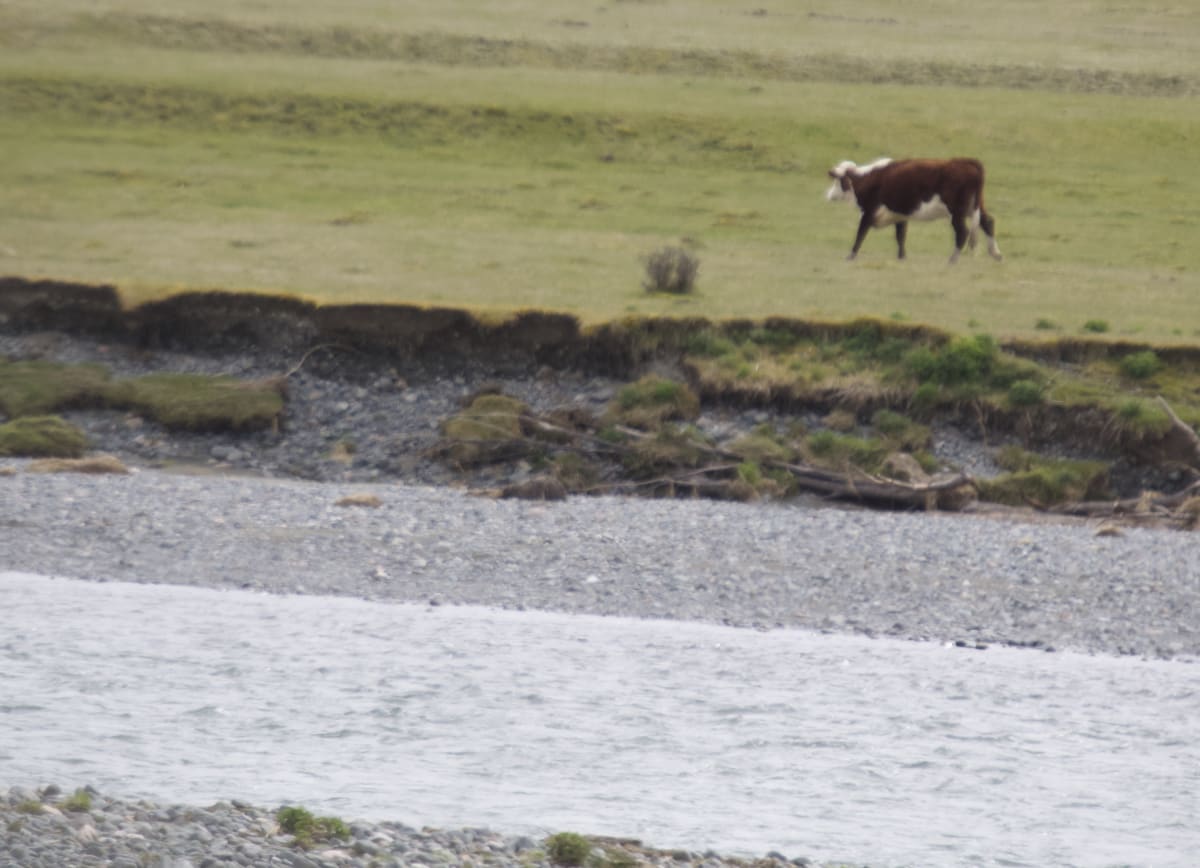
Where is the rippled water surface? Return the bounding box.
[1,572,1197,867]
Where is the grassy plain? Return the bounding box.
[1,0,1198,340]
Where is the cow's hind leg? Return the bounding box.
[895,222,908,260]
[979,209,1003,260]
[948,214,971,264]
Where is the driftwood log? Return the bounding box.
[456,416,979,510]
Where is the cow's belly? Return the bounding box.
[872,195,950,227]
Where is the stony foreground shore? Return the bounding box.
[1,785,821,868]
[3,465,1197,868]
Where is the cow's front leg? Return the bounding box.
[895,222,908,260]
[948,214,970,264]
[848,212,873,260]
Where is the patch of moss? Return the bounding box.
[0,359,111,417]
[0,415,89,458]
[105,373,283,431]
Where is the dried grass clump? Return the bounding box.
[28,454,130,474]
[335,493,383,508]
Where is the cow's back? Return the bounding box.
[869,159,983,214]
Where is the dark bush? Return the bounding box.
[642,246,699,294]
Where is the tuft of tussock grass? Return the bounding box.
[0,359,284,432]
[976,446,1110,506]
[607,376,700,430]
[60,789,92,813]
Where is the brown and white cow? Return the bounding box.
[826,158,1002,263]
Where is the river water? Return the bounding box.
[1,571,1196,867]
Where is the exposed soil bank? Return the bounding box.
[2,276,1199,518]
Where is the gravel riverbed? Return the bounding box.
[4,784,816,868]
[3,328,1199,867]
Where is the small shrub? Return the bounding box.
[0,415,89,458]
[552,452,599,491]
[642,246,699,294]
[16,799,44,815]
[61,789,91,813]
[1114,399,1172,437]
[806,430,887,473]
[1008,379,1045,407]
[822,408,857,433]
[906,335,1000,394]
[909,382,941,415]
[727,430,795,464]
[748,327,796,350]
[1082,319,1110,334]
[442,394,528,441]
[626,424,710,476]
[546,832,593,867]
[683,331,735,358]
[1118,350,1162,380]
[1034,318,1058,331]
[737,461,762,486]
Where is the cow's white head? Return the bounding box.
[825,160,859,202]
[825,158,892,202]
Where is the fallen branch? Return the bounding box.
[1049,479,1200,518]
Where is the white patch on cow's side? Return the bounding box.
[870,205,903,227]
[910,195,950,222]
[871,194,949,228]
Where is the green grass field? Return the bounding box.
[2,0,1198,340]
